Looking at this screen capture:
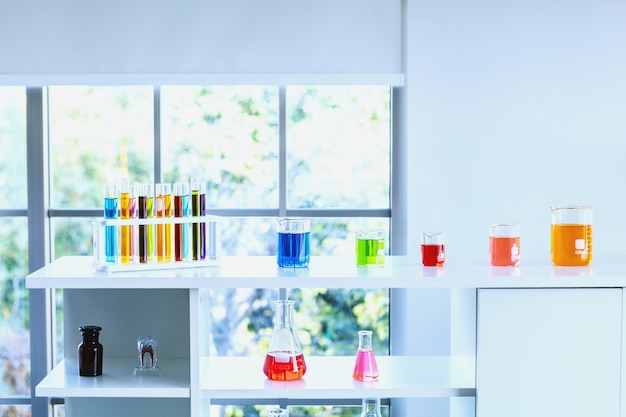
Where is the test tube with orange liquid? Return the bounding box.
[120,178,132,264]
[156,183,173,263]
[489,223,521,266]
[551,206,592,266]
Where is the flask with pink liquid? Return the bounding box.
[353,330,379,381]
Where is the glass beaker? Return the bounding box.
[489,223,521,266]
[360,397,382,417]
[263,300,307,380]
[551,206,593,266]
[276,218,311,267]
[356,228,385,267]
[421,232,445,266]
[353,330,379,381]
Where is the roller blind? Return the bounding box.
[0,0,402,85]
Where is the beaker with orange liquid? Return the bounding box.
[489,223,521,266]
[551,206,592,266]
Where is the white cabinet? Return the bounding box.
[476,288,622,417]
[25,256,626,417]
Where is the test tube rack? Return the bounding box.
[92,215,221,273]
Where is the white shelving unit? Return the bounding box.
[25,255,626,417]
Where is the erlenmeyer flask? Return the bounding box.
[263,300,307,380]
[353,330,379,381]
[360,397,382,417]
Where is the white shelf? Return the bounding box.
[200,355,475,399]
[26,255,626,290]
[36,358,190,398]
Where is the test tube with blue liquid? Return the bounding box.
[103,183,118,263]
[276,218,311,267]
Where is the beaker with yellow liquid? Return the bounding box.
[551,206,592,266]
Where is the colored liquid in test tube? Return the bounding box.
[103,183,118,263]
[120,178,132,264]
[191,178,206,260]
[174,182,190,262]
[138,184,154,264]
[156,183,172,263]
[129,184,138,264]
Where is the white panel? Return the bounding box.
[476,288,621,417]
[64,289,190,359]
[0,0,401,85]
[66,397,190,417]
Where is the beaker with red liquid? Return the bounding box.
[489,223,521,266]
[353,330,379,381]
[263,300,307,381]
[421,232,445,266]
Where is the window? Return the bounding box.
[27,84,394,417]
[0,87,30,417]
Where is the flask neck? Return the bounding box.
[361,398,381,417]
[273,300,295,328]
[358,330,374,351]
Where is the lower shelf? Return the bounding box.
[36,358,190,398]
[200,355,475,399]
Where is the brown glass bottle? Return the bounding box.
[78,325,103,376]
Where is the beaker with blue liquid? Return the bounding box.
[276,218,311,267]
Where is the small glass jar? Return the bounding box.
[78,325,103,376]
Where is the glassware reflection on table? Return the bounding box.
[489,223,521,266]
[356,228,385,267]
[551,206,592,266]
[263,300,307,380]
[353,330,379,381]
[421,232,445,266]
[276,218,311,267]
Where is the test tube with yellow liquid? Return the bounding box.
[119,178,132,264]
[156,183,173,263]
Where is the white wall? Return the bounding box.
[400,1,626,415]
[407,0,626,263]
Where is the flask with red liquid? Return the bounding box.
[353,330,379,381]
[263,299,307,381]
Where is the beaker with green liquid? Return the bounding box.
[356,228,385,267]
